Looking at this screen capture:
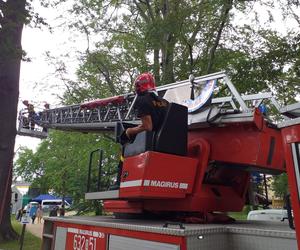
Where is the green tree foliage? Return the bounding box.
[60,0,300,106]
[15,131,119,206]
[64,0,239,100]
[272,173,289,198]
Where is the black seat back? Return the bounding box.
[154,103,187,156]
[123,103,188,157]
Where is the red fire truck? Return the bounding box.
[19,72,300,250]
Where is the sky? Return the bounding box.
[14,1,299,154]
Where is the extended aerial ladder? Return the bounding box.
[24,71,298,132]
[18,71,300,249]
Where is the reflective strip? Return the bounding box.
[143,180,150,186]
[121,179,189,189]
[291,143,300,201]
[68,227,79,233]
[120,180,143,188]
[179,183,188,189]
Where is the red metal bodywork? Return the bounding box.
[80,96,125,109]
[54,221,186,250]
[281,124,300,249]
[119,151,198,199]
[104,111,286,215]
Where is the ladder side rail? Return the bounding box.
[51,110,57,124]
[223,76,249,112]
[100,107,108,122]
[65,107,73,123]
[70,107,78,123]
[241,92,273,101]
[211,96,233,105]
[113,106,125,121]
[74,107,82,123]
[70,107,74,123]
[156,71,226,92]
[50,110,55,124]
[91,109,99,122]
[62,108,69,123]
[83,109,89,123]
[211,92,278,112]
[87,109,93,122]
[116,106,122,120]
[109,106,117,121]
[270,96,282,111]
[97,108,102,122]
[280,102,300,117]
[104,106,111,121]
[60,109,63,124]
[230,100,238,110]
[82,108,87,123]
[90,108,98,122]
[125,95,137,120]
[106,106,115,122]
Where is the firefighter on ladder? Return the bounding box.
[22,100,36,130]
[112,72,169,189]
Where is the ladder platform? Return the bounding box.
[17,127,48,139]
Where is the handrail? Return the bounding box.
[87,149,102,193]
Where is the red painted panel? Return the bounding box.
[80,95,125,109]
[281,124,300,250]
[104,200,143,213]
[63,223,106,250]
[54,221,185,249]
[283,125,300,143]
[189,117,284,172]
[119,151,198,199]
[143,182,248,213]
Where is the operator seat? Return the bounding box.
[122,103,188,157]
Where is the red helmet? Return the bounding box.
[44,103,50,109]
[22,100,29,106]
[134,72,156,94]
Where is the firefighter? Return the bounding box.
[112,73,169,189]
[22,100,36,130]
[42,102,50,132]
[124,72,169,139]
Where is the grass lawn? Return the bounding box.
[228,206,250,220]
[0,218,41,250]
[228,211,248,220]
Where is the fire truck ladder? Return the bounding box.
[18,71,300,138]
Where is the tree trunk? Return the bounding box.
[0,0,27,242]
[161,34,175,84]
[153,48,160,85]
[206,0,233,74]
[0,163,18,241]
